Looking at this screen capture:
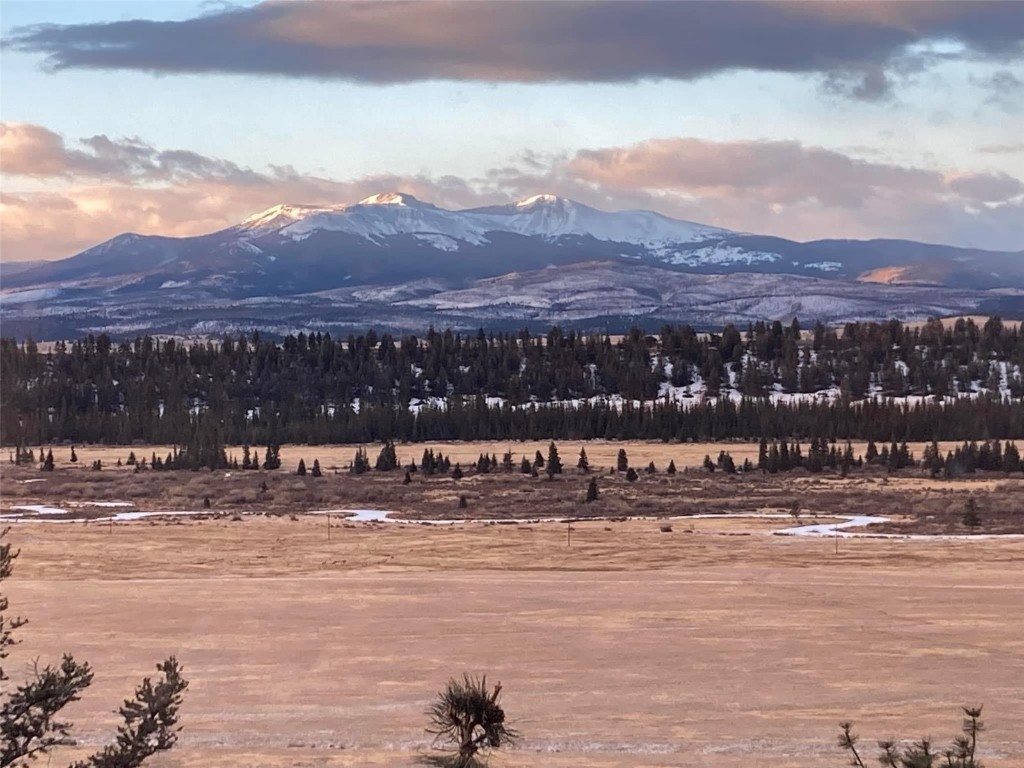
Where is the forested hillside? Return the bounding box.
[2,317,1023,446]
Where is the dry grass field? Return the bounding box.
[2,442,1023,766]
[4,517,1023,768]
[10,440,984,475]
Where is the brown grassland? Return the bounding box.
[2,442,1022,766]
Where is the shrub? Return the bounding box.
[426,674,517,768]
[838,705,984,768]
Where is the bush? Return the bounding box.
[426,674,517,767]
[839,705,984,768]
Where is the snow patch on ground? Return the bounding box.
[0,288,61,305]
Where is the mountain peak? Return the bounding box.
[357,192,422,207]
[515,193,571,208]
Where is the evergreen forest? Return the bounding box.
[2,317,1023,447]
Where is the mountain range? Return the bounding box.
[2,192,1022,337]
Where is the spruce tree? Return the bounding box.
[375,440,398,471]
[962,496,981,533]
[296,459,307,476]
[42,449,54,472]
[626,467,639,482]
[451,463,464,480]
[70,446,78,463]
[666,459,677,475]
[350,448,370,475]
[617,448,629,472]
[545,441,562,478]
[585,476,599,503]
[311,459,322,477]
[577,447,590,473]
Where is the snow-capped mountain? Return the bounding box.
[232,192,732,252]
[2,193,1022,338]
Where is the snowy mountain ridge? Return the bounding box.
[236,192,732,252]
[3,192,1022,339]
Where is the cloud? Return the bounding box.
[2,122,1022,262]
[978,142,1024,154]
[0,122,505,260]
[565,138,942,207]
[558,137,1024,247]
[0,121,265,183]
[5,1,1022,99]
[974,68,1024,110]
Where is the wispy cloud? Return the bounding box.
[5,1,1022,100]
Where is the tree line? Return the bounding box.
[2,318,1022,447]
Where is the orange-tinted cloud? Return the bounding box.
[2,123,1022,262]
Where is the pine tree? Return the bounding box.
[585,476,599,503]
[311,459,322,477]
[534,450,545,468]
[545,441,562,478]
[520,456,532,474]
[646,461,657,474]
[296,458,307,476]
[451,463,464,480]
[350,447,370,474]
[577,447,590,473]
[617,448,629,472]
[375,440,399,471]
[263,444,281,470]
[866,440,879,464]
[962,496,981,533]
[42,449,54,472]
[666,459,677,475]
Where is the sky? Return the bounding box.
[1,0,1022,263]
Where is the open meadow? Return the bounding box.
[4,515,1023,767]
[2,441,1023,767]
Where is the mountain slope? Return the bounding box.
[2,193,1021,337]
